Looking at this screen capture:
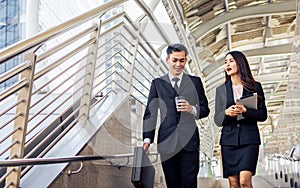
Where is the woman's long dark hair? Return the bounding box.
[225,51,256,92]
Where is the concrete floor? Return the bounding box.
[211,174,298,188]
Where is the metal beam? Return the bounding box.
[163,0,202,76]
[192,0,296,41]
[214,43,292,62]
[204,43,293,76]
[244,43,293,57]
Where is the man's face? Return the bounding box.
[166,51,187,76]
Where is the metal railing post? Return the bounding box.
[5,52,36,188]
[78,20,102,125]
[127,38,139,92]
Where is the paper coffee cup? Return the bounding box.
[175,96,185,110]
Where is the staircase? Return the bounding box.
[0,0,176,187]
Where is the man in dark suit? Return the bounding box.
[142,44,210,188]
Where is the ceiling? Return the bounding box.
[162,0,300,157]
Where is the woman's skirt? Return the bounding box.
[221,144,259,178]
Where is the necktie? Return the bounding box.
[172,77,180,92]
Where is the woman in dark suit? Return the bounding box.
[214,51,267,188]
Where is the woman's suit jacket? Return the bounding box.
[143,73,210,153]
[214,79,267,146]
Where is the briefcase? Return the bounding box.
[131,146,155,188]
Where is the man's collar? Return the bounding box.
[168,72,183,81]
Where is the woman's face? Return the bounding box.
[224,54,238,76]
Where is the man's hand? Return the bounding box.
[177,99,193,113]
[143,142,150,154]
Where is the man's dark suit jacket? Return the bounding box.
[143,73,210,153]
[214,79,268,146]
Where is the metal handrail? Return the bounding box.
[131,84,148,99]
[0,152,159,168]
[269,146,300,161]
[0,79,29,101]
[34,38,96,80]
[0,61,32,85]
[0,140,19,157]
[0,125,20,146]
[24,106,83,160]
[0,113,22,135]
[36,25,98,63]
[0,0,128,63]
[28,68,88,122]
[31,54,88,96]
[0,99,23,117]
[26,83,85,137]
[134,0,170,45]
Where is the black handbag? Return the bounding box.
[131,146,155,188]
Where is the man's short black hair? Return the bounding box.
[166,44,188,56]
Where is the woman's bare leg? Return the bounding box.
[239,170,253,188]
[228,175,240,188]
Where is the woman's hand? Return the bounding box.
[235,104,247,113]
[225,104,246,117]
